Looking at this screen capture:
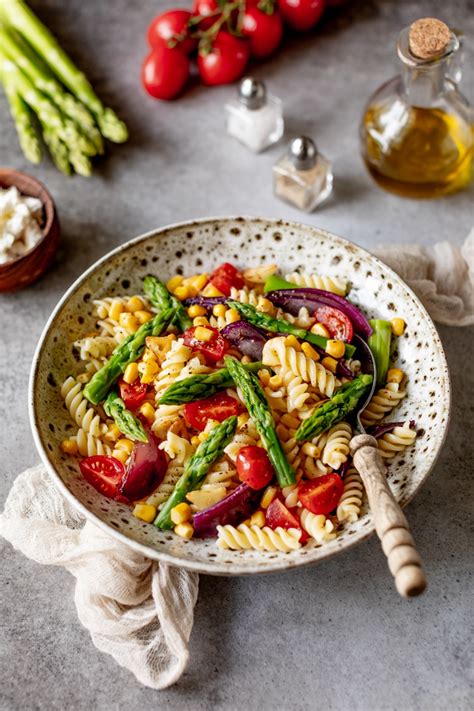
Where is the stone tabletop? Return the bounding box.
[1,1,473,709]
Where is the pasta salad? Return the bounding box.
[60,262,416,553]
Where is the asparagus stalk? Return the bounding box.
[0,60,41,164]
[104,391,148,443]
[154,416,238,529]
[143,275,192,332]
[0,0,128,143]
[159,361,267,405]
[227,300,356,358]
[41,124,71,175]
[368,320,391,388]
[295,374,373,441]
[224,356,296,487]
[84,307,174,406]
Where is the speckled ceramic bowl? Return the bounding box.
[29,217,450,575]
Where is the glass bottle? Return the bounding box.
[273,136,333,211]
[226,77,284,153]
[360,18,473,198]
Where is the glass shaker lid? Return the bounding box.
[238,77,267,110]
[289,136,317,170]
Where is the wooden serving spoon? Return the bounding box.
[350,335,427,598]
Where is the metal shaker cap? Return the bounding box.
[238,77,267,110]
[289,136,318,170]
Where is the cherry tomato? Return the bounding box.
[192,0,219,29]
[278,0,325,31]
[314,305,353,342]
[184,392,244,431]
[80,455,125,500]
[141,42,190,100]
[242,6,283,58]
[265,498,301,529]
[118,377,148,410]
[198,32,250,86]
[236,446,274,489]
[147,10,197,55]
[298,473,344,515]
[183,324,230,363]
[209,262,245,296]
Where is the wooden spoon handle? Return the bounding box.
[350,434,427,598]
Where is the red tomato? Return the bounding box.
[266,498,301,529]
[198,32,250,86]
[242,6,283,58]
[236,446,274,489]
[183,325,230,363]
[314,305,353,342]
[192,0,219,29]
[141,42,190,100]
[147,10,197,55]
[209,262,245,296]
[184,392,244,431]
[298,473,344,515]
[118,377,148,410]
[80,456,125,500]
[278,0,325,31]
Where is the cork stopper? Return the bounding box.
[409,18,451,59]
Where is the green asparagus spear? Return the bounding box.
[224,356,296,487]
[41,125,71,175]
[159,361,267,405]
[154,416,238,529]
[0,0,128,143]
[0,61,41,164]
[84,307,174,406]
[104,391,148,443]
[226,301,356,358]
[368,320,391,388]
[143,275,192,332]
[295,374,373,441]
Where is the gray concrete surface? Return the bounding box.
[1,1,473,709]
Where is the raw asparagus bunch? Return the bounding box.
[143,276,192,332]
[0,59,41,164]
[104,391,148,443]
[295,374,373,441]
[224,356,296,488]
[154,416,238,530]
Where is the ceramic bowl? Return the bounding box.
[29,217,450,575]
[0,168,60,292]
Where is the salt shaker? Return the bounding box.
[273,136,333,211]
[226,77,284,153]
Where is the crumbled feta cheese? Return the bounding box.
[0,186,43,264]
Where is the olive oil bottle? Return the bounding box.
[360,18,473,198]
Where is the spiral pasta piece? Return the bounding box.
[281,484,299,509]
[216,524,302,552]
[337,468,364,523]
[61,376,106,437]
[377,423,417,459]
[360,380,407,426]
[285,272,348,296]
[201,458,238,492]
[158,431,194,464]
[229,286,276,315]
[262,337,337,397]
[147,462,183,508]
[299,510,337,544]
[321,422,352,470]
[275,421,301,471]
[154,339,193,398]
[72,428,112,457]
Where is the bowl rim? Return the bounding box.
[29,216,451,575]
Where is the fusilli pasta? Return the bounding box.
[217,524,302,552]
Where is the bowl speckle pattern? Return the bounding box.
[29,217,450,575]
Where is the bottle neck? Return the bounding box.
[401,62,446,107]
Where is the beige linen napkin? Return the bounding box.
[0,233,472,689]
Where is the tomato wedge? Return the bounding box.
[265,499,301,530]
[314,306,354,342]
[118,377,148,410]
[183,325,229,363]
[184,391,244,431]
[209,262,244,296]
[236,446,274,489]
[80,455,125,500]
[298,474,344,516]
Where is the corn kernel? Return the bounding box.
[250,511,265,528]
[321,356,338,373]
[387,368,404,384]
[285,335,301,351]
[390,318,406,336]
[166,275,183,292]
[202,283,224,297]
[126,295,144,312]
[325,339,345,359]
[109,299,124,322]
[193,316,210,327]
[212,304,227,318]
[301,342,320,360]
[116,438,135,454]
[187,304,207,318]
[113,449,130,464]
[226,308,241,324]
[280,413,300,429]
[260,486,277,509]
[174,522,194,540]
[133,503,157,523]
[171,502,192,525]
[138,361,159,382]
[191,435,200,447]
[311,322,330,338]
[186,273,208,293]
[142,348,157,363]
[135,310,153,324]
[104,423,121,442]
[119,312,138,333]
[194,326,214,342]
[123,362,139,384]
[61,439,78,455]
[139,402,155,423]
[257,297,275,314]
[174,285,189,301]
[241,518,252,527]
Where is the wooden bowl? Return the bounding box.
[0,168,60,292]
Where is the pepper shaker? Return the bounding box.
[273,136,333,211]
[226,77,284,153]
